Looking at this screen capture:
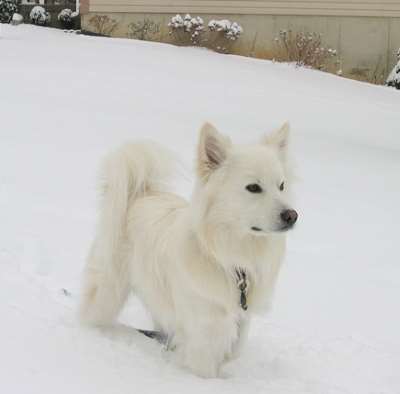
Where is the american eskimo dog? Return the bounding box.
[79,122,298,378]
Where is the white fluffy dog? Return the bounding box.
[79,122,298,378]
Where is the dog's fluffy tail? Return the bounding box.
[79,141,175,326]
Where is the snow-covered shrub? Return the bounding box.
[58,9,78,29]
[208,19,243,41]
[167,15,242,52]
[128,18,160,40]
[168,14,204,45]
[386,49,400,90]
[10,12,22,25]
[30,6,51,26]
[88,14,118,36]
[207,19,243,53]
[0,0,18,24]
[275,30,338,71]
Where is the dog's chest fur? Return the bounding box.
[177,228,286,315]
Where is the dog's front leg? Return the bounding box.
[226,316,250,362]
[177,313,239,378]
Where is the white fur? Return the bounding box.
[79,122,296,378]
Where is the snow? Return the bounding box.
[1,24,400,393]
[58,9,74,23]
[11,13,23,25]
[208,19,243,40]
[168,14,204,33]
[29,6,50,25]
[168,14,205,43]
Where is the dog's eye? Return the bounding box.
[279,182,285,191]
[246,184,263,193]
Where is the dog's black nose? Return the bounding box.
[280,209,298,226]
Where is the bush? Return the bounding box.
[168,14,205,45]
[0,0,18,24]
[58,8,78,29]
[275,30,338,71]
[30,6,51,26]
[88,14,118,36]
[128,18,160,40]
[167,14,243,53]
[386,49,400,90]
[208,19,243,41]
[11,12,23,25]
[207,19,243,53]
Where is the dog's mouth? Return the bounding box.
[277,223,296,232]
[251,224,296,234]
[251,226,268,236]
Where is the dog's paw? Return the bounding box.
[178,349,220,378]
[188,363,219,379]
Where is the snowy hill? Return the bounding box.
[1,25,400,394]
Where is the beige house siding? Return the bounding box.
[80,0,89,14]
[88,1,400,18]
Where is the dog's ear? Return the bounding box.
[197,122,231,181]
[263,122,290,161]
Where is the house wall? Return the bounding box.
[81,1,400,82]
[86,0,400,17]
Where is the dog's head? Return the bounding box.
[194,122,298,237]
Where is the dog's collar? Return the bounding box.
[235,268,249,311]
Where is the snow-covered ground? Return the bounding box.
[1,25,400,394]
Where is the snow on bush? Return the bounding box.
[207,19,243,53]
[0,0,18,24]
[10,11,22,25]
[168,14,204,45]
[167,15,243,52]
[386,49,400,90]
[58,8,78,29]
[30,6,51,26]
[208,19,243,41]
